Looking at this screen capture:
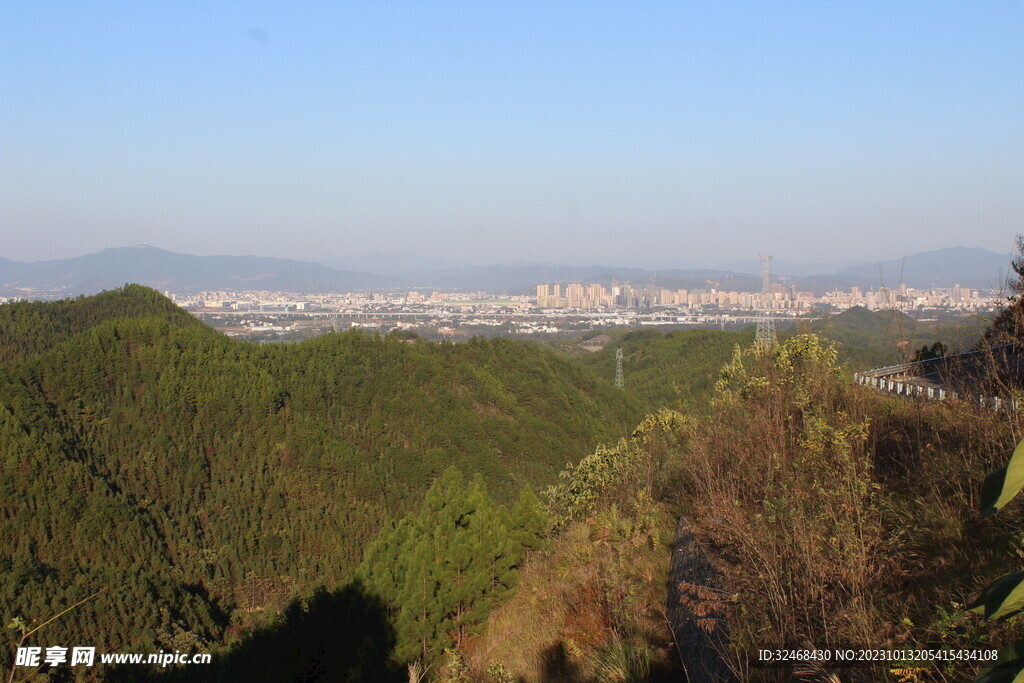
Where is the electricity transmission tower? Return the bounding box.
[615,347,624,389]
[755,254,776,349]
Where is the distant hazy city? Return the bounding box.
[158,280,1000,341]
[0,245,1008,341]
[534,281,992,311]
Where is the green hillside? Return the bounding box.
[804,306,992,369]
[0,287,641,673]
[0,284,203,363]
[568,328,755,410]
[463,333,1024,682]
[560,309,992,414]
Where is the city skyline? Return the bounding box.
[3,2,1022,266]
[535,280,993,311]
[62,274,980,348]
[137,280,1000,343]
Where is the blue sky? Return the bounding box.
[2,2,1022,268]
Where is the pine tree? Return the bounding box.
[509,485,549,551]
[359,467,527,667]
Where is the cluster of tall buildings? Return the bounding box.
[821,284,990,310]
[536,282,996,312]
[536,282,796,310]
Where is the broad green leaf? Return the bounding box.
[974,663,1024,683]
[968,571,1024,620]
[980,438,1024,517]
[975,640,1024,682]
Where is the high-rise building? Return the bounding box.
[536,284,551,307]
[566,283,585,307]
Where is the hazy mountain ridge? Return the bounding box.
[0,245,1011,297]
[0,245,387,296]
[722,247,1011,289]
[716,258,870,277]
[826,246,1012,290]
[324,251,472,276]
[396,264,761,294]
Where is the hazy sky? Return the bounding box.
[2,2,1022,268]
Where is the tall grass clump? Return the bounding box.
[464,413,687,682]
[674,334,1024,679]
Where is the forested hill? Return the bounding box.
[806,306,992,369]
[0,283,202,363]
[0,286,641,670]
[566,310,992,411]
[569,328,755,409]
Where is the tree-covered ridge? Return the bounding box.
[563,309,992,414]
[0,286,640,674]
[0,283,201,363]
[570,328,754,409]
[805,305,991,369]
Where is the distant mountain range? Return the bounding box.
[715,259,869,277]
[321,246,1012,292]
[826,247,1011,290]
[392,264,761,294]
[0,245,386,296]
[0,245,1013,298]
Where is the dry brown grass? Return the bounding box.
[466,504,672,682]
[675,337,1024,679]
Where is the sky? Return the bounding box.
[2,1,1022,269]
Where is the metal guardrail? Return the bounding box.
[853,370,1019,411]
[853,372,956,400]
[856,344,1018,380]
